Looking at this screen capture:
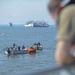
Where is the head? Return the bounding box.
[48,0,63,13]
[48,0,63,20]
[48,0,71,21]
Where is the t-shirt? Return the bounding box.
[57,4,75,44]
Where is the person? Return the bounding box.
[7,48,10,54]
[38,42,41,45]
[18,46,20,51]
[22,45,25,50]
[13,43,16,48]
[48,0,75,65]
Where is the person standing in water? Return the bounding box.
[48,0,75,65]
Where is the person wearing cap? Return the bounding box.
[48,0,75,65]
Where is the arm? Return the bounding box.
[55,40,75,65]
[55,7,75,65]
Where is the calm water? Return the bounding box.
[0,26,56,75]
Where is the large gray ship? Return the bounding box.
[24,21,49,27]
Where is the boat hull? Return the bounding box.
[5,49,28,55]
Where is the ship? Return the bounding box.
[24,21,49,27]
[9,22,13,27]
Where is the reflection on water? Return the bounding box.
[28,53,36,57]
[7,54,22,58]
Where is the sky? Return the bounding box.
[0,0,69,25]
[0,0,55,25]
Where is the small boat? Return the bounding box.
[32,43,43,50]
[28,47,36,53]
[9,22,13,27]
[5,49,28,55]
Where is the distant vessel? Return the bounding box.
[9,22,12,27]
[24,21,49,27]
[24,24,33,27]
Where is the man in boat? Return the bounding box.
[38,42,41,46]
[7,48,10,54]
[22,45,25,50]
[18,46,20,51]
[13,43,16,48]
[48,0,75,65]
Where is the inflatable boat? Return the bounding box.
[5,49,28,55]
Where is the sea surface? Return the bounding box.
[0,25,57,75]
